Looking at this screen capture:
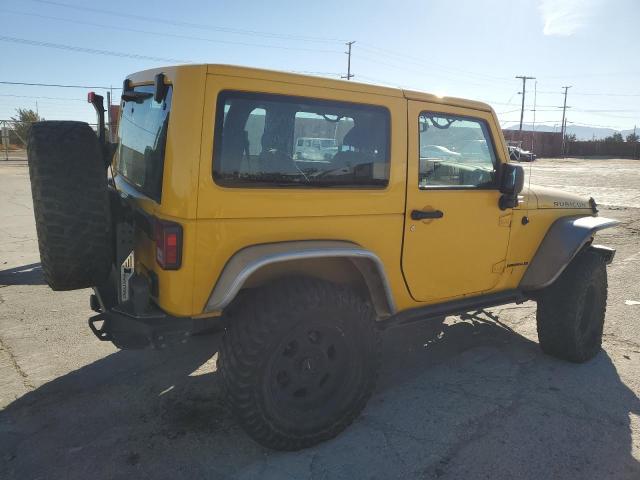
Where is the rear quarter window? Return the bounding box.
[213,91,390,188]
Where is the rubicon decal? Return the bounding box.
[507,261,529,267]
[553,200,588,208]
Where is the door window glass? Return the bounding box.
[418,113,497,189]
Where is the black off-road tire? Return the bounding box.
[27,121,113,291]
[536,249,608,363]
[218,278,381,451]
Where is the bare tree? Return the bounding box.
[10,108,44,145]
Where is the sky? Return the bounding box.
[1,0,639,133]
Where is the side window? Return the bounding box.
[213,91,390,188]
[418,112,497,189]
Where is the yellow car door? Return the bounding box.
[402,100,512,302]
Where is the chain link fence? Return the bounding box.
[0,119,106,161]
[0,119,28,161]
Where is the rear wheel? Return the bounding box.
[219,278,381,451]
[27,121,113,290]
[536,249,608,363]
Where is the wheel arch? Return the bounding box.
[204,241,396,318]
[520,215,619,291]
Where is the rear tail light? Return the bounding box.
[154,219,183,270]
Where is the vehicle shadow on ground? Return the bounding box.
[1,312,639,479]
[0,263,46,286]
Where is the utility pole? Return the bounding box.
[560,85,572,155]
[342,41,355,80]
[515,75,536,134]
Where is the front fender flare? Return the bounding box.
[519,215,619,291]
[203,240,396,317]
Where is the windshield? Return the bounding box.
[116,85,172,201]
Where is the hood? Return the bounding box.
[527,185,593,210]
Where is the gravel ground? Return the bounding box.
[1,157,639,479]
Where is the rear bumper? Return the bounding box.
[89,303,194,349]
[90,268,198,349]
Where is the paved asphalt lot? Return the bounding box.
[1,157,639,479]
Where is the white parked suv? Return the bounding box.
[294,137,338,161]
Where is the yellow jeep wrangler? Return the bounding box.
[27,64,618,450]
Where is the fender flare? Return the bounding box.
[203,240,396,317]
[519,215,619,291]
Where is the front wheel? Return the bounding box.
[536,249,608,363]
[218,278,381,451]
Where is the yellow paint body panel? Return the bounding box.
[115,64,596,317]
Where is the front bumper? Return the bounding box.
[590,244,616,264]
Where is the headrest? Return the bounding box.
[342,121,384,150]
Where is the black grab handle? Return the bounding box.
[411,209,444,220]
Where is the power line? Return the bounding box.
[501,118,628,130]
[0,36,190,63]
[541,71,640,79]
[356,54,516,91]
[357,43,515,85]
[573,92,640,97]
[0,93,86,101]
[567,120,622,129]
[538,90,640,97]
[0,80,120,89]
[10,3,640,103]
[0,119,98,126]
[288,71,342,76]
[0,9,342,54]
[31,0,346,44]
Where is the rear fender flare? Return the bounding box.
[203,240,396,318]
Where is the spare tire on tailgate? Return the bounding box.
[27,121,113,291]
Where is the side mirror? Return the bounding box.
[500,163,524,195]
[499,163,525,209]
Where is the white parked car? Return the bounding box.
[420,144,461,159]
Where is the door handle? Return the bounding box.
[411,209,444,220]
